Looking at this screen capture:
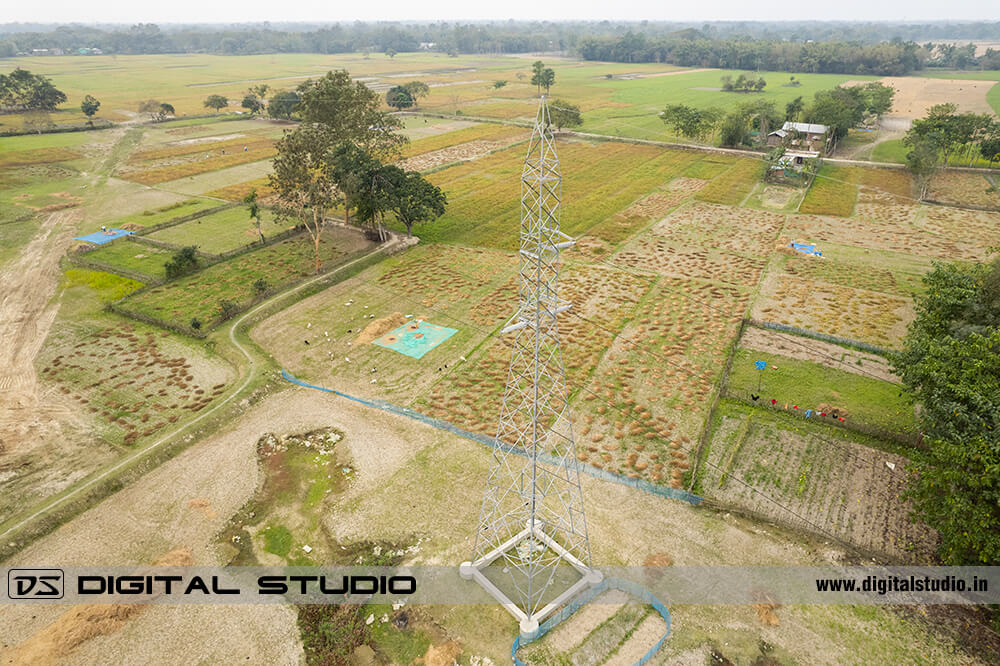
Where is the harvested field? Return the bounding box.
[205,177,274,203]
[873,75,998,118]
[927,171,1000,209]
[739,326,900,383]
[917,206,1000,254]
[701,404,936,561]
[571,278,747,486]
[651,201,786,256]
[617,238,768,286]
[35,320,235,448]
[784,213,982,260]
[117,137,275,185]
[0,147,82,168]
[754,274,912,348]
[398,139,514,172]
[780,253,919,297]
[694,158,765,206]
[398,123,526,159]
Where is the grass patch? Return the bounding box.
[728,348,917,435]
[694,158,765,205]
[261,524,293,556]
[83,241,173,279]
[62,268,144,301]
[800,163,858,216]
[146,205,275,254]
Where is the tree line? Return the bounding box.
[904,104,1000,197]
[3,21,999,60]
[579,33,928,76]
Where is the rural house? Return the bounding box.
[767,121,829,153]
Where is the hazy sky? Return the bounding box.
[4,0,998,25]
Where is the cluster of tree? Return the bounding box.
[385,81,429,110]
[893,254,1000,566]
[0,68,66,112]
[720,73,766,93]
[661,81,894,147]
[579,33,925,76]
[268,70,446,271]
[164,246,200,279]
[924,42,1000,70]
[138,99,174,121]
[531,61,556,95]
[904,104,1000,196]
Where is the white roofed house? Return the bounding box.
[767,121,830,154]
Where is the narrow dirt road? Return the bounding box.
[0,210,83,451]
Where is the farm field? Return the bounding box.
[699,401,935,561]
[119,226,375,331]
[145,204,279,254]
[6,56,1000,665]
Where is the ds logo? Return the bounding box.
[7,569,64,599]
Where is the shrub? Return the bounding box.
[252,277,269,295]
[190,317,202,330]
[164,246,200,279]
[218,299,240,321]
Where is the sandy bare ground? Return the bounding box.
[739,326,901,383]
[605,612,667,665]
[0,388,431,664]
[0,210,100,493]
[844,76,998,121]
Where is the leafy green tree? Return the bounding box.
[294,70,405,160]
[402,81,429,106]
[384,167,447,236]
[549,100,582,131]
[530,61,554,95]
[859,81,895,117]
[159,102,174,118]
[80,94,100,122]
[805,87,865,141]
[138,99,170,121]
[492,80,507,90]
[905,133,942,199]
[164,246,199,279]
[893,257,1000,565]
[718,111,749,147]
[385,47,397,58]
[785,96,805,122]
[385,85,414,111]
[244,187,264,243]
[203,94,228,111]
[267,90,299,119]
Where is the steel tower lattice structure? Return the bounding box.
[460,97,600,638]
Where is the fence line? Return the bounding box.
[748,319,892,356]
[279,369,703,507]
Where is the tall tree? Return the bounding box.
[267,90,300,119]
[203,94,228,111]
[269,126,340,273]
[785,96,804,122]
[80,94,100,123]
[893,256,1000,565]
[385,85,414,111]
[384,167,447,236]
[243,187,264,244]
[549,100,582,131]
[402,81,430,107]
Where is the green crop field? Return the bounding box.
[145,205,276,254]
[120,227,374,329]
[83,240,175,279]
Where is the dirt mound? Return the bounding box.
[4,548,193,666]
[188,497,217,519]
[419,641,462,666]
[751,590,781,626]
[355,312,406,345]
[643,552,674,566]
[816,403,850,419]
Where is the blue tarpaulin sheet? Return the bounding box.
[372,320,457,359]
[790,242,822,256]
[74,228,133,245]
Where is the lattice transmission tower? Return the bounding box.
[460,97,600,637]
